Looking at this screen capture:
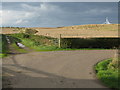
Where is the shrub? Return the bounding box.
[60,38,119,49]
[25,28,38,35]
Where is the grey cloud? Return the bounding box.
[2,2,118,27]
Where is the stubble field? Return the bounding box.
[1,24,118,38]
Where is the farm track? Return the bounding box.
[2,50,116,88]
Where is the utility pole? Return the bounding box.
[58,34,61,48]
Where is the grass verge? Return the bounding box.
[21,39,110,51]
[0,54,7,58]
[0,34,9,58]
[9,33,112,52]
[11,43,28,53]
[95,59,119,89]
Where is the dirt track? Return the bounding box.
[3,50,116,88]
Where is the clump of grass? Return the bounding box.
[95,58,119,89]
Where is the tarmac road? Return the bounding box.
[2,50,116,88]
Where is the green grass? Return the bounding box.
[11,43,28,53]
[0,34,28,58]
[13,38,111,52]
[0,53,7,58]
[21,38,110,51]
[9,33,113,52]
[0,34,9,58]
[95,59,119,89]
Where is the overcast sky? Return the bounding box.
[1,2,118,27]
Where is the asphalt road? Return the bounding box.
[3,50,116,88]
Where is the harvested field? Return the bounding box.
[1,24,118,38]
[33,24,118,38]
[2,28,20,34]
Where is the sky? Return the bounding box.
[0,2,118,27]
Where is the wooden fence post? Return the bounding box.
[58,34,61,48]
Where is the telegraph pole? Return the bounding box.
[58,34,61,48]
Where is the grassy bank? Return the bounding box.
[8,33,114,51]
[11,43,28,53]
[95,58,119,89]
[0,34,27,58]
[0,34,8,58]
[9,33,59,51]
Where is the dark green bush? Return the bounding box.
[61,38,119,49]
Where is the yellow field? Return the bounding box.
[33,24,118,38]
[1,24,118,38]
